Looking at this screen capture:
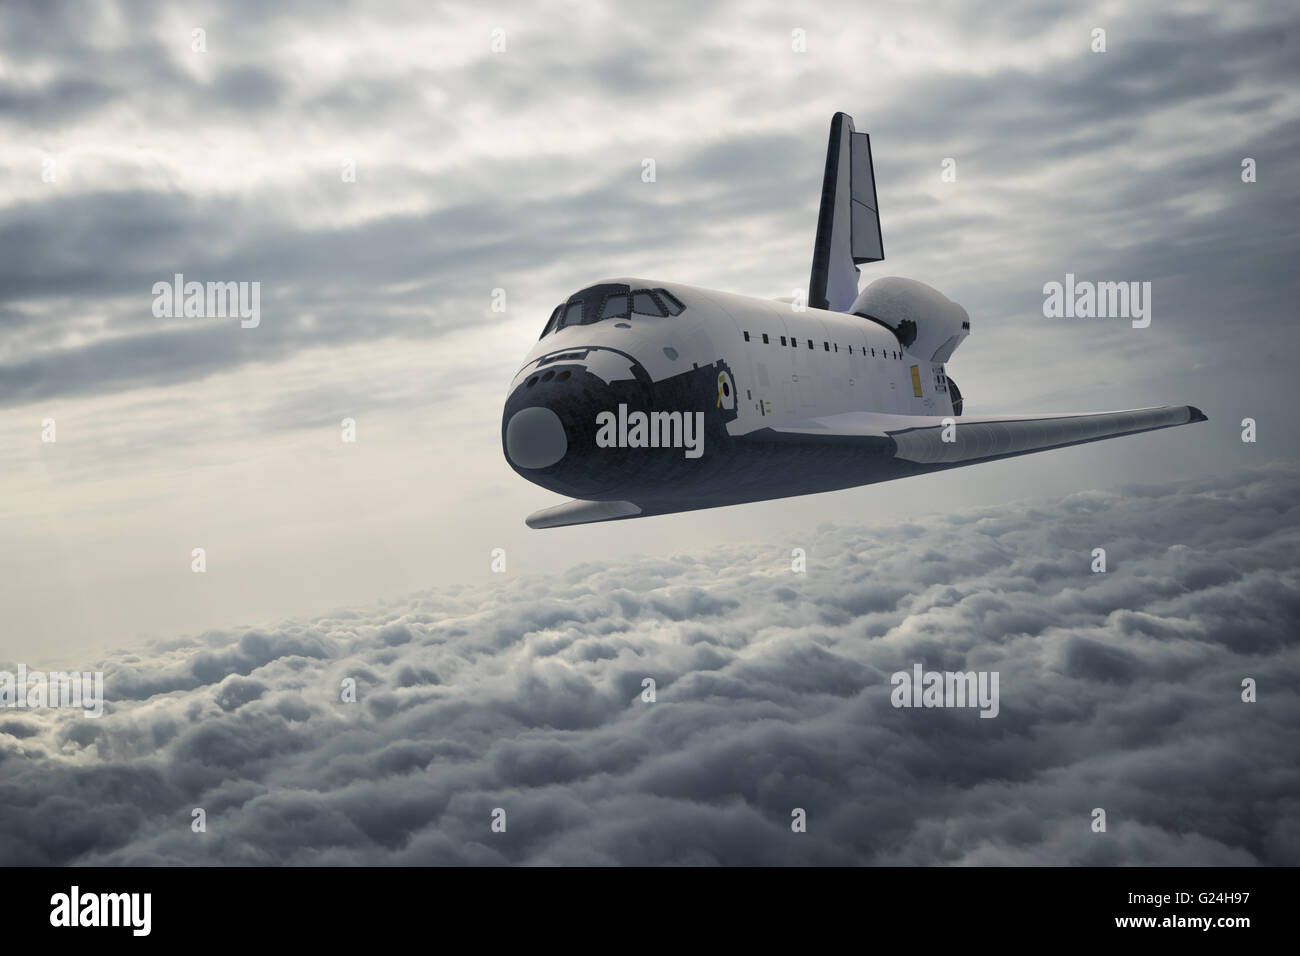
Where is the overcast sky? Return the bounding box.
[1,0,1297,669]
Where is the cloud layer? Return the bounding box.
[2,464,1296,865]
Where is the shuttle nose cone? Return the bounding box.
[504,406,568,469]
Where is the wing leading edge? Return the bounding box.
[525,498,642,529]
[759,404,1207,465]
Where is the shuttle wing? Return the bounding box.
[522,408,1205,526]
[525,498,642,529]
[758,405,1207,466]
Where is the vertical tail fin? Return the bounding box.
[808,112,884,312]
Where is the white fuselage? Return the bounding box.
[511,278,955,431]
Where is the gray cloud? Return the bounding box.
[1,465,1295,865]
[2,0,1296,421]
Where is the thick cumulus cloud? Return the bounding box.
[1,465,1297,865]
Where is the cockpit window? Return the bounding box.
[600,293,629,320]
[540,284,687,337]
[658,289,685,315]
[561,300,583,329]
[539,304,562,339]
[633,291,665,316]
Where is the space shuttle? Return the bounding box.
[501,113,1205,529]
